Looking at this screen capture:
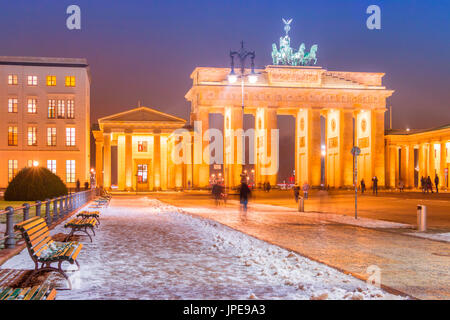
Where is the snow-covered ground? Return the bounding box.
[408,232,450,243]
[1,197,406,300]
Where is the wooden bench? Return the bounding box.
[14,217,83,290]
[77,210,101,225]
[0,285,56,300]
[64,217,97,242]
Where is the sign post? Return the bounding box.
[351,146,361,219]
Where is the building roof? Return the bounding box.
[98,106,186,124]
[385,123,450,136]
[0,56,88,68]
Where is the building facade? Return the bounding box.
[185,65,393,189]
[385,125,450,189]
[93,107,192,191]
[0,56,91,189]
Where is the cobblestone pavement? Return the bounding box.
[153,192,450,300]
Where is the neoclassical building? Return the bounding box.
[93,66,449,192]
[92,107,193,191]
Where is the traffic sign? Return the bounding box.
[351,146,361,156]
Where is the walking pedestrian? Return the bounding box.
[302,181,310,199]
[239,182,251,211]
[420,176,425,193]
[372,176,378,195]
[435,174,439,193]
[293,185,300,202]
[360,179,366,194]
[398,180,405,192]
[76,179,81,192]
[426,176,433,193]
[266,182,271,193]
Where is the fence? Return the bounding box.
[0,189,97,250]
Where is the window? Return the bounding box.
[66,127,76,146]
[65,76,76,87]
[8,98,18,113]
[66,160,75,183]
[137,164,148,183]
[8,160,18,182]
[138,141,148,152]
[57,100,65,118]
[47,160,56,174]
[47,127,56,146]
[28,127,37,146]
[8,74,18,85]
[27,75,37,86]
[8,126,18,146]
[67,100,75,119]
[48,100,56,118]
[27,98,37,114]
[46,75,56,86]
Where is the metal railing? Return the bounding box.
[0,189,97,250]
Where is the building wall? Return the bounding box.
[0,58,90,189]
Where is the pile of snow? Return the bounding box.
[1,197,405,300]
[408,232,450,243]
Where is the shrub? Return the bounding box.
[4,167,68,201]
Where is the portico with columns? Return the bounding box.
[385,125,450,190]
[93,106,192,191]
[185,65,394,189]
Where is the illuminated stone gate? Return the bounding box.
[185,65,394,189]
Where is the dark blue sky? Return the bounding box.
[1,0,449,130]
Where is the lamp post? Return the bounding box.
[228,41,258,180]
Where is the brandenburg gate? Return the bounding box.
[185,65,393,189]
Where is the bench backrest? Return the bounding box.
[14,217,53,259]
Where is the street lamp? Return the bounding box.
[228,41,259,179]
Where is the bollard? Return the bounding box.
[53,199,59,223]
[298,196,304,212]
[417,205,427,232]
[45,200,51,225]
[22,203,30,221]
[4,207,16,249]
[35,200,42,217]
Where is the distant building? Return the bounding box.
[0,56,91,189]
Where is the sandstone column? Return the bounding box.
[223,107,243,188]
[400,145,408,186]
[95,141,103,188]
[103,132,111,189]
[387,145,397,188]
[429,143,436,178]
[153,134,161,190]
[340,110,354,187]
[440,141,447,188]
[193,108,209,188]
[408,145,415,188]
[371,110,386,187]
[124,132,133,190]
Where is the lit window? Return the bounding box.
[67,100,75,119]
[47,160,56,174]
[65,76,76,87]
[47,127,56,146]
[46,75,56,86]
[48,100,56,118]
[8,98,18,113]
[66,160,75,183]
[27,75,38,86]
[27,98,37,114]
[27,127,37,146]
[66,127,76,146]
[8,160,18,182]
[8,126,18,146]
[8,74,18,85]
[57,100,65,118]
[138,141,148,152]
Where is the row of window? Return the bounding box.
[8,75,76,87]
[7,126,76,147]
[7,98,75,118]
[8,159,76,183]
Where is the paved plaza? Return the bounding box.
[152,191,450,300]
[1,196,403,300]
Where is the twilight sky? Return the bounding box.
[1,0,449,180]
